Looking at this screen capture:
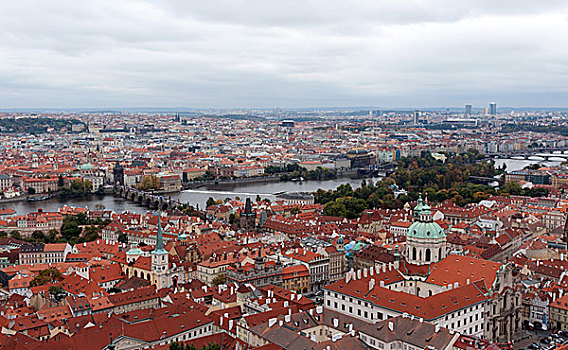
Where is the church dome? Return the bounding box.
[80,162,93,170]
[407,220,445,239]
[126,246,143,255]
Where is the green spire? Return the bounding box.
[422,195,432,215]
[413,195,424,218]
[153,212,167,254]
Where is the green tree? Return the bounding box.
[118,232,129,244]
[206,197,216,207]
[212,274,226,287]
[139,175,160,191]
[46,230,58,243]
[83,179,93,193]
[30,268,63,287]
[169,342,185,350]
[49,286,67,302]
[500,181,523,196]
[79,226,100,243]
[57,174,65,188]
[323,200,347,217]
[60,218,81,241]
[27,187,36,195]
[10,231,21,240]
[32,230,45,239]
[229,213,238,225]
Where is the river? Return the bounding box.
[5,177,381,215]
[5,156,564,215]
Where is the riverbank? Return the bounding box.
[0,195,31,204]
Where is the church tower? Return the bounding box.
[151,213,170,290]
[405,196,447,265]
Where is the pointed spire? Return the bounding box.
[153,211,166,254]
[413,194,424,218]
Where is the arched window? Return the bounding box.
[412,247,417,260]
[134,270,138,278]
[425,248,431,262]
[419,250,422,261]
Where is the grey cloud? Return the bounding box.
[0,1,568,108]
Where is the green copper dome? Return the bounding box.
[127,246,143,255]
[407,220,445,239]
[80,162,93,170]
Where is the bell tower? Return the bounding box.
[151,212,170,290]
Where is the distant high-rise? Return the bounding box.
[413,110,420,124]
[465,104,472,116]
[489,102,497,115]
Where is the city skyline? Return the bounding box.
[1,1,568,108]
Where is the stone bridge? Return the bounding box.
[486,149,568,161]
[114,186,183,211]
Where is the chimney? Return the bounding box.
[284,314,291,323]
[363,268,368,278]
[454,282,459,289]
[435,324,440,333]
[388,321,394,331]
[369,278,376,291]
[357,270,362,280]
[370,266,374,276]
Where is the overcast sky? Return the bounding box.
[1,1,568,109]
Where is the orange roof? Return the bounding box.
[426,255,502,287]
